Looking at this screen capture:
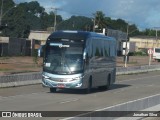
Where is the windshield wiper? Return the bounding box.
[61,51,72,74]
[63,61,72,74]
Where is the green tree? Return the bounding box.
[128,24,139,37]
[93,11,107,31]
[0,0,15,27]
[1,1,62,38]
[2,1,45,37]
[40,11,62,30]
[57,16,92,31]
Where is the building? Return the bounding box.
[130,36,160,51]
[0,37,9,43]
[28,31,51,45]
[107,29,128,55]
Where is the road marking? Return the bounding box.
[113,84,157,94]
[0,96,3,100]
[61,93,160,120]
[117,74,160,83]
[113,86,135,94]
[95,93,160,111]
[60,98,79,104]
[0,92,45,100]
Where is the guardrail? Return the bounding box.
[0,72,41,87]
[0,64,160,88]
[116,64,160,75]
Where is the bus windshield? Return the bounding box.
[44,40,84,75]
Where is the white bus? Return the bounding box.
[153,48,160,61]
[42,31,117,93]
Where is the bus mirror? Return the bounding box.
[38,45,45,57]
[83,49,86,60]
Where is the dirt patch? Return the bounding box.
[117,56,160,67]
[0,57,42,76]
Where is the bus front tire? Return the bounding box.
[50,88,56,93]
[85,78,92,94]
[106,75,111,90]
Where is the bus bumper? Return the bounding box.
[42,73,84,89]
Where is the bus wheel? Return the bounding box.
[85,78,92,94]
[50,88,56,93]
[106,75,111,90]
[98,74,111,91]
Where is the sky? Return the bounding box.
[14,0,160,30]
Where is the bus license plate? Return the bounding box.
[57,84,65,88]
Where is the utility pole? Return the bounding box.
[51,7,59,32]
[0,0,3,57]
[93,18,95,32]
[124,24,129,67]
[0,0,3,26]
[154,27,160,47]
[0,0,16,56]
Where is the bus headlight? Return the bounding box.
[42,75,50,79]
[76,83,82,87]
[72,76,83,81]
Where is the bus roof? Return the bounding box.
[47,30,115,41]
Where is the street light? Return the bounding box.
[124,24,129,67]
[0,0,3,26]
[0,0,16,26]
[124,22,137,67]
[51,7,59,32]
[0,0,16,56]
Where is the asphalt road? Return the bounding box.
[0,71,160,120]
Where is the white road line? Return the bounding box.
[96,93,160,111]
[61,93,160,120]
[0,92,45,100]
[60,98,79,104]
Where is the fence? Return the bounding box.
[0,38,31,56]
[116,64,160,75]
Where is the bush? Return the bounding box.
[128,52,134,56]
[33,49,39,66]
[133,51,147,56]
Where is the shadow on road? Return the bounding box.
[109,84,131,90]
[47,84,131,95]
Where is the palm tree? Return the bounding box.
[93,11,107,31]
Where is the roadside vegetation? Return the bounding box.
[0,0,160,38]
[133,51,147,56]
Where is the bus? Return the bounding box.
[42,30,117,93]
[153,48,160,61]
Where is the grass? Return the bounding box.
[0,68,13,72]
[0,57,10,60]
[128,61,138,64]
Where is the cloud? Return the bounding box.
[13,0,160,29]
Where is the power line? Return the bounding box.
[47,7,93,18]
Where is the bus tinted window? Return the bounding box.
[44,40,84,74]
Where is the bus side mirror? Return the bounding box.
[83,49,86,60]
[38,45,45,57]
